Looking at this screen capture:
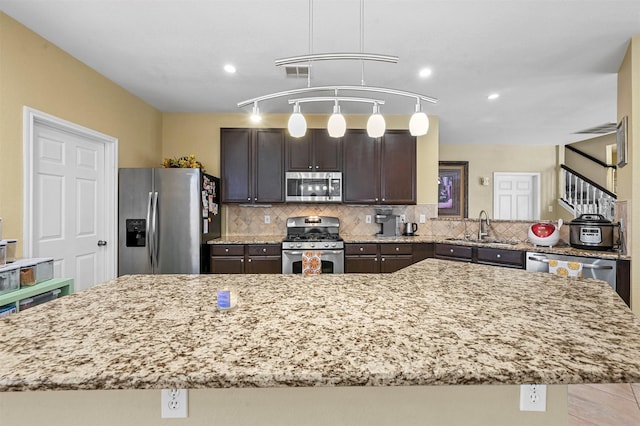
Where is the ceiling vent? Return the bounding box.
[573,123,617,134]
[284,65,309,78]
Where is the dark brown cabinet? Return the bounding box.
[221,128,285,203]
[210,245,245,274]
[246,244,281,274]
[475,247,525,269]
[211,244,282,274]
[345,243,379,273]
[286,129,342,172]
[345,243,416,273]
[434,243,473,262]
[342,130,416,204]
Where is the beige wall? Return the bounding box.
[565,133,616,192]
[0,13,162,247]
[618,36,639,313]
[162,112,439,205]
[439,144,559,221]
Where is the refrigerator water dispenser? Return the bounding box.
[125,219,146,247]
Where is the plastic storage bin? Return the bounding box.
[0,263,20,295]
[0,304,17,318]
[18,297,34,310]
[19,289,61,311]
[0,239,17,263]
[17,259,37,287]
[0,241,6,266]
[32,258,54,283]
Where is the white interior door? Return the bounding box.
[24,108,118,291]
[493,172,540,220]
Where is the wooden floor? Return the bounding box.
[569,384,640,425]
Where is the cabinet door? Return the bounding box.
[313,131,342,171]
[221,129,252,203]
[345,256,379,273]
[380,131,416,204]
[210,256,245,273]
[380,255,413,273]
[246,256,282,273]
[476,247,524,269]
[255,129,285,203]
[286,133,313,171]
[434,244,473,261]
[342,130,379,203]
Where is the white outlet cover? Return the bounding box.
[419,214,426,223]
[365,215,372,224]
[161,389,188,418]
[519,384,546,412]
[264,215,270,224]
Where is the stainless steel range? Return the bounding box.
[282,216,344,274]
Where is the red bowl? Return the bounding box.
[530,223,555,238]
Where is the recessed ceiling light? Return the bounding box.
[224,64,236,74]
[488,93,500,100]
[419,68,432,78]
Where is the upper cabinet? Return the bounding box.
[221,128,285,204]
[343,130,416,205]
[286,129,342,172]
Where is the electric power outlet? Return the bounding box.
[519,384,546,412]
[264,215,270,224]
[161,388,188,418]
[419,214,426,223]
[365,215,372,224]
[400,214,406,222]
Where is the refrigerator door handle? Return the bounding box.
[146,191,154,269]
[152,191,159,269]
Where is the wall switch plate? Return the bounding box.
[264,215,270,224]
[365,215,372,224]
[520,384,546,412]
[161,389,188,418]
[419,215,426,223]
[548,205,553,212]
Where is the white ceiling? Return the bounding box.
[1,0,639,145]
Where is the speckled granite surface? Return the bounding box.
[208,234,627,260]
[1,259,640,392]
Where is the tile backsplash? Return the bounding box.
[223,204,543,242]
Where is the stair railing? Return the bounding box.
[560,164,616,221]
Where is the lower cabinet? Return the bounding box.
[345,243,419,273]
[435,243,525,269]
[210,244,281,274]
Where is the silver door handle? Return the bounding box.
[97,240,107,246]
[146,192,153,268]
[527,256,613,270]
[152,192,159,268]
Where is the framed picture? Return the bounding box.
[438,161,469,218]
[617,116,628,168]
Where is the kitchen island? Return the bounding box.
[2,259,640,425]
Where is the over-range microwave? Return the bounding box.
[285,172,342,202]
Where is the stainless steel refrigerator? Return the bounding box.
[118,168,221,275]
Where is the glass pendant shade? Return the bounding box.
[288,103,307,137]
[409,112,429,136]
[327,104,346,138]
[367,104,386,138]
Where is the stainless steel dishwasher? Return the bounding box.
[525,252,617,290]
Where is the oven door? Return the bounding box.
[282,249,344,274]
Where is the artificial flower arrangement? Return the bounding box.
[162,154,205,171]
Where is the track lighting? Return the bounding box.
[287,102,307,138]
[366,103,386,138]
[409,100,429,136]
[327,101,346,138]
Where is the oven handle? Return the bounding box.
[527,256,613,270]
[283,250,344,255]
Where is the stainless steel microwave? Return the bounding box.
[285,172,342,202]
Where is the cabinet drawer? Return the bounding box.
[247,244,281,256]
[379,244,413,255]
[210,245,245,256]
[435,244,473,260]
[345,244,378,255]
[476,247,524,267]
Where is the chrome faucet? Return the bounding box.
[478,210,490,240]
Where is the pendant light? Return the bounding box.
[409,100,429,136]
[250,102,262,123]
[288,102,307,137]
[327,101,346,138]
[366,102,385,138]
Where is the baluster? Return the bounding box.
[585,182,591,213]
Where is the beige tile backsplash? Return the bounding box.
[223,204,541,242]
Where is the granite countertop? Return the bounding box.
[208,234,627,260]
[2,259,640,392]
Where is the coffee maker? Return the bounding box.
[375,208,398,237]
